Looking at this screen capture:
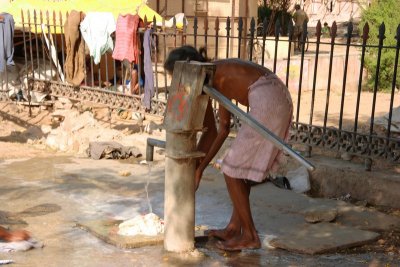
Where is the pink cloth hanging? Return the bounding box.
[112,14,140,63]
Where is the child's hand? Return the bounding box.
[195,168,202,192]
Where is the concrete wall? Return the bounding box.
[261,52,362,93]
[148,1,259,61]
[148,0,258,20]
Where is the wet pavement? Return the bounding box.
[1,154,400,266]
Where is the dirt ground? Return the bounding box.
[0,82,400,266]
[0,90,399,266]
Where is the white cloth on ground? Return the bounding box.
[0,238,43,253]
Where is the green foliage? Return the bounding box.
[359,0,400,91]
[257,1,291,36]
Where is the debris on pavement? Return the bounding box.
[0,259,14,265]
[304,206,338,223]
[0,238,43,253]
[87,141,142,160]
[118,171,131,177]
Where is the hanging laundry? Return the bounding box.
[112,14,140,64]
[64,10,86,86]
[142,29,154,110]
[0,13,15,73]
[80,12,116,65]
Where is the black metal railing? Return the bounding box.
[2,10,399,165]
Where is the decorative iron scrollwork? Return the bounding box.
[30,79,167,115]
[292,122,400,163]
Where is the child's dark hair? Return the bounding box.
[164,46,209,74]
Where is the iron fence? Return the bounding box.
[1,10,399,166]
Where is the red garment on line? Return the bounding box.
[112,14,140,63]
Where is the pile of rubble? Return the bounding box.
[44,109,121,155]
[5,96,163,159]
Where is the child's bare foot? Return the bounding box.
[215,235,261,251]
[205,227,240,241]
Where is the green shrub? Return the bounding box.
[360,0,400,91]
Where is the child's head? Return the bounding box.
[324,22,328,26]
[164,46,208,75]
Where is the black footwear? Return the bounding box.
[271,176,291,190]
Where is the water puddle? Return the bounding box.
[0,156,72,181]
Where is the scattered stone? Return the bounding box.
[304,206,338,223]
[118,171,131,177]
[355,200,369,207]
[41,125,52,135]
[341,152,353,161]
[336,193,352,202]
[377,239,386,245]
[51,114,65,123]
[25,126,44,139]
[118,110,130,120]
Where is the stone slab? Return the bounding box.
[249,183,400,233]
[77,219,209,249]
[77,219,163,249]
[270,223,380,255]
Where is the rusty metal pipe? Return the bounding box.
[146,138,166,162]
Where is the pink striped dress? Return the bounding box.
[112,14,140,63]
[221,73,293,182]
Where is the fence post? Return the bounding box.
[163,61,215,252]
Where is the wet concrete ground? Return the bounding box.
[1,153,400,267]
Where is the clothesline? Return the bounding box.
[62,11,155,110]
